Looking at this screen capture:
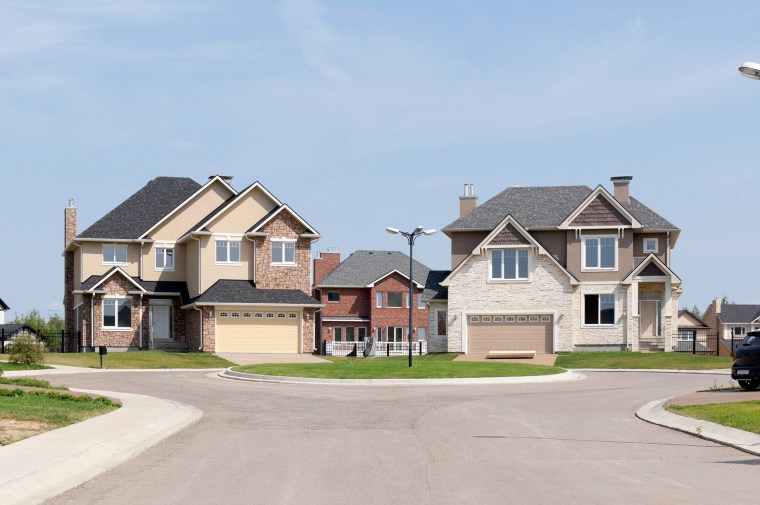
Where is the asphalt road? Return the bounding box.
[43,370,757,505]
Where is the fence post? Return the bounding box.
[692,331,696,354]
[387,343,390,357]
[1,329,4,354]
[78,330,82,353]
[716,333,719,356]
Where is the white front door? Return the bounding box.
[151,305,171,340]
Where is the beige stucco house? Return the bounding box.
[64,175,322,353]
[428,176,682,354]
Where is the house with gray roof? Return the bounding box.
[64,175,322,353]
[313,250,448,353]
[436,176,683,354]
[702,298,760,342]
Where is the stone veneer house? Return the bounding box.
[64,175,322,353]
[428,177,682,354]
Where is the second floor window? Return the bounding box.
[103,245,127,265]
[216,240,240,264]
[387,292,403,308]
[155,247,174,270]
[583,237,616,270]
[272,240,295,265]
[491,249,529,280]
[327,291,340,302]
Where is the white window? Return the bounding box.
[345,327,355,341]
[266,313,274,318]
[517,316,527,322]
[482,316,492,323]
[644,238,659,254]
[103,245,128,265]
[529,316,539,322]
[470,316,480,323]
[376,292,383,308]
[418,294,425,309]
[491,249,529,280]
[583,236,617,270]
[155,247,174,271]
[733,326,747,337]
[243,312,252,318]
[288,313,297,319]
[254,312,263,318]
[272,239,296,265]
[584,294,615,325]
[103,298,131,329]
[216,240,241,264]
[387,292,403,308]
[219,311,229,318]
[505,316,515,322]
[418,328,426,341]
[231,312,240,318]
[277,313,286,319]
[389,327,404,342]
[541,316,551,322]
[494,316,504,323]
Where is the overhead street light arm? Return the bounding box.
[739,61,760,80]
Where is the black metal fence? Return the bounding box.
[1,329,81,354]
[672,331,721,356]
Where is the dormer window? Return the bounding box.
[643,238,658,254]
[103,245,128,265]
[490,249,529,280]
[582,236,617,271]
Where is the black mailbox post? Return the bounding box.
[99,346,107,368]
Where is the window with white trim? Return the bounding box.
[541,316,551,322]
[517,316,527,322]
[277,313,286,319]
[482,316,492,323]
[219,311,229,318]
[505,316,515,322]
[254,312,263,318]
[494,316,504,323]
[733,326,747,337]
[583,236,617,270]
[155,247,174,271]
[103,298,131,329]
[470,316,480,323]
[243,312,252,318]
[644,238,658,254]
[376,292,383,308]
[418,328,426,341]
[231,312,240,318]
[529,316,539,322]
[216,240,241,264]
[271,239,295,265]
[418,294,425,309]
[584,294,615,325]
[491,249,529,280]
[334,327,343,342]
[103,245,128,265]
[389,327,404,342]
[345,327,355,342]
[288,313,297,319]
[266,313,274,318]
[387,292,403,308]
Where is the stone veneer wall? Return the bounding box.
[254,213,311,293]
[571,283,628,349]
[303,309,316,353]
[446,253,575,353]
[92,276,144,347]
[426,301,449,353]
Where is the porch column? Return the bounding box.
[630,284,639,351]
[663,280,673,352]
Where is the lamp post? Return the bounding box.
[386,225,436,367]
[738,61,760,80]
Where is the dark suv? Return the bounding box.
[731,331,760,390]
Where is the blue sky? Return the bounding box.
[1,0,759,320]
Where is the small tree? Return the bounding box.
[8,334,46,366]
[690,305,702,318]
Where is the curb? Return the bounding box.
[636,397,760,457]
[569,368,731,375]
[220,369,586,386]
[0,389,203,505]
[4,366,227,377]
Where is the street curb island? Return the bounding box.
[220,368,586,385]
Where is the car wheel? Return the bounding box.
[738,379,760,391]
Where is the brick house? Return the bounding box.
[431,176,683,354]
[64,175,322,353]
[313,250,447,352]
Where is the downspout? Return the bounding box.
[666,232,670,267]
[191,235,202,296]
[90,296,94,348]
[194,306,204,351]
[139,293,144,350]
[245,235,257,284]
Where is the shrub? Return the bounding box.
[8,334,46,366]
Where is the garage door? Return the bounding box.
[467,314,552,353]
[216,309,300,353]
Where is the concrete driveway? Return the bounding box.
[40,370,758,505]
[216,353,330,365]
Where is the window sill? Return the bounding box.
[271,263,296,267]
[581,268,617,273]
[581,324,617,329]
[215,262,242,266]
[488,278,530,283]
[102,262,129,266]
[101,327,133,332]
[155,268,175,272]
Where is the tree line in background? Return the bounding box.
[9,309,64,334]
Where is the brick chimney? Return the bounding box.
[459,184,477,217]
[64,198,77,248]
[713,298,722,314]
[611,176,632,204]
[313,250,341,287]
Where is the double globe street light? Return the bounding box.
[386,226,436,367]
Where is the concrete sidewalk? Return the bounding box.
[0,382,202,505]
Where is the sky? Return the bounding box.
[1,0,759,321]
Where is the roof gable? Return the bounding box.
[560,186,640,230]
[248,204,320,237]
[678,310,709,329]
[0,297,9,311]
[367,269,425,289]
[622,254,681,285]
[718,304,760,324]
[187,182,280,235]
[78,177,202,240]
[318,250,431,288]
[487,223,531,246]
[83,267,146,292]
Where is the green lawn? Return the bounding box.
[666,401,760,435]
[555,352,733,370]
[0,361,50,371]
[233,353,564,379]
[2,351,235,369]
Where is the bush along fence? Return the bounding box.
[1,329,82,354]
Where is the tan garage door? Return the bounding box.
[216,309,300,353]
[467,315,552,353]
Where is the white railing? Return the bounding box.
[325,340,427,357]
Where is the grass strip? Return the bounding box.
[666,401,760,435]
[233,353,564,379]
[2,351,235,369]
[555,352,732,370]
[0,377,66,389]
[0,361,50,371]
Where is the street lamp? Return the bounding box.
[386,225,436,367]
[738,61,760,80]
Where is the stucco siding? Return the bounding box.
[446,253,575,353]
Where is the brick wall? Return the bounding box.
[322,287,370,317]
[91,276,143,347]
[314,251,340,286]
[370,273,428,341]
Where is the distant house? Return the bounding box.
[0,324,41,343]
[702,298,760,341]
[0,298,8,324]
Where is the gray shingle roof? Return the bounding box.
[318,250,432,288]
[423,270,449,301]
[192,280,321,306]
[443,185,678,232]
[81,270,191,305]
[719,304,760,324]
[78,177,202,239]
[0,324,40,337]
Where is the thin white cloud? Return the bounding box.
[278,0,351,84]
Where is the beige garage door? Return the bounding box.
[467,315,552,353]
[216,309,300,353]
